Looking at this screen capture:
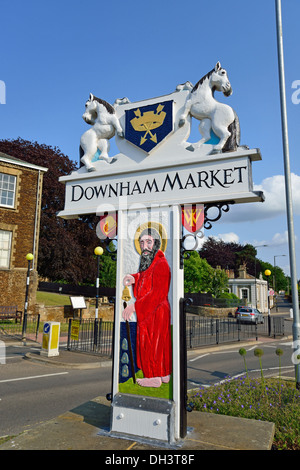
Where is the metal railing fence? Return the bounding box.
[0,314,285,355]
[67,318,113,356]
[186,316,284,348]
[0,315,41,341]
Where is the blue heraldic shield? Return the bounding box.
[125,100,173,153]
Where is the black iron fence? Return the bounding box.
[0,315,42,342]
[186,315,284,348]
[0,314,285,355]
[66,318,114,356]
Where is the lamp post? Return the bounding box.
[94,247,103,319]
[254,244,268,308]
[265,269,271,336]
[22,253,34,342]
[274,254,286,310]
[275,0,300,388]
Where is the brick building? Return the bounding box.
[0,152,47,314]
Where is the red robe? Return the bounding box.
[132,250,172,379]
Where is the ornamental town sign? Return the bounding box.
[58,62,264,445]
[59,62,263,219]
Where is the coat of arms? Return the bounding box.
[125,100,173,153]
[182,204,204,233]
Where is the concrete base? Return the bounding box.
[0,395,275,451]
[111,393,175,444]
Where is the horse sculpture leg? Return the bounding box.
[80,129,98,171]
[97,139,110,162]
[179,99,192,128]
[210,106,235,153]
[195,118,212,148]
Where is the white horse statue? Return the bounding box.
[179,62,242,154]
[80,93,124,171]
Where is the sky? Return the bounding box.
[1,0,300,279]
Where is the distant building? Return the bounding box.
[0,152,47,313]
[227,265,272,313]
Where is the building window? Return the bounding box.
[0,173,16,208]
[0,230,12,268]
[241,288,248,301]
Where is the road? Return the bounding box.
[0,344,112,437]
[187,336,296,388]
[0,294,296,439]
[187,295,296,388]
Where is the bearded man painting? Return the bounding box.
[122,227,172,388]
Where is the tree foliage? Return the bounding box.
[183,251,229,295]
[199,237,262,277]
[199,237,289,293]
[260,260,288,291]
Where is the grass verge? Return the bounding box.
[189,347,300,450]
[36,291,71,306]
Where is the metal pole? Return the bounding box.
[94,246,103,319]
[267,276,271,336]
[22,257,32,342]
[95,254,99,319]
[275,0,300,387]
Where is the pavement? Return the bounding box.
[0,338,282,452]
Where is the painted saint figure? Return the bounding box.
[122,228,172,388]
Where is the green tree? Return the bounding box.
[259,260,288,292]
[98,244,117,288]
[0,138,108,284]
[183,251,229,295]
[199,237,239,271]
[236,244,260,278]
[184,251,214,293]
[211,268,230,297]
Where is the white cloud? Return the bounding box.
[215,232,240,243]
[250,230,296,249]
[224,173,300,222]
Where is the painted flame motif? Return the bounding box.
[99,214,117,238]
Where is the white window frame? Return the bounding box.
[0,172,16,208]
[241,288,249,301]
[0,230,12,268]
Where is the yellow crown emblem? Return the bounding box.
[130,104,166,146]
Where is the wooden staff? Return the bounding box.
[122,287,136,384]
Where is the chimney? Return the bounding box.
[238,265,247,279]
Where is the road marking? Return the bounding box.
[212,350,240,355]
[0,372,68,384]
[189,381,210,388]
[189,353,210,362]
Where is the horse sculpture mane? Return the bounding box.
[90,94,115,115]
[192,68,215,93]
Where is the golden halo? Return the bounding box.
[134,221,168,255]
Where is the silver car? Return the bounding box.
[236,307,265,324]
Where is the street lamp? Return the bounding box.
[22,253,34,342]
[254,244,268,308]
[273,254,287,293]
[273,255,287,311]
[275,0,300,388]
[94,247,104,319]
[265,269,271,336]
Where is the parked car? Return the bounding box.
[235,306,264,324]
